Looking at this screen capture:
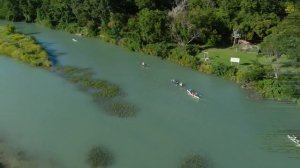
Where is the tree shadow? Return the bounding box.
[240,63,251,66]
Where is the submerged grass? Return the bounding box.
[87,146,114,168]
[104,101,138,118]
[0,25,52,68]
[55,65,138,118]
[180,154,207,168]
[55,66,121,99]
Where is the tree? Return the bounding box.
[260,5,300,78]
[135,0,156,9]
[137,8,167,44]
[168,0,201,45]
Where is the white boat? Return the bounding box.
[187,89,200,99]
[72,38,78,42]
[287,134,300,146]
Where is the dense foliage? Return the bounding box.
[0,24,52,67]
[0,0,296,45]
[0,0,299,105]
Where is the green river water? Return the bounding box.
[0,21,299,168]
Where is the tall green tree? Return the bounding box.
[137,8,167,44]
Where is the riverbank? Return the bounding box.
[0,25,52,68]
[48,22,299,107]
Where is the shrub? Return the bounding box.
[256,79,295,101]
[199,64,213,74]
[119,36,141,51]
[168,47,199,69]
[141,42,170,58]
[212,63,237,77]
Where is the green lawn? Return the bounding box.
[196,47,258,66]
[197,47,299,75]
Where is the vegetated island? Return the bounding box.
[0,24,52,67]
[0,24,138,118]
[0,0,298,105]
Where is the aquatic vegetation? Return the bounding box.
[105,101,137,118]
[180,154,207,168]
[55,66,138,118]
[55,66,121,99]
[0,25,52,68]
[87,146,114,168]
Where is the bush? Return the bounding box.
[168,47,199,69]
[256,79,295,101]
[119,36,141,51]
[212,63,237,78]
[198,64,213,74]
[87,146,113,168]
[141,42,170,58]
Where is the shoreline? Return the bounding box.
[0,22,299,107]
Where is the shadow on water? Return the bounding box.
[38,41,66,66]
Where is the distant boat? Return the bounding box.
[141,62,148,67]
[171,79,184,87]
[187,89,200,99]
[72,38,78,42]
[75,33,82,36]
[287,134,300,146]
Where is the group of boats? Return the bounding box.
[171,79,201,99]
[287,134,300,147]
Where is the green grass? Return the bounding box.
[0,25,52,68]
[197,47,258,66]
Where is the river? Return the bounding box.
[0,21,299,168]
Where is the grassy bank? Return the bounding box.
[0,24,52,68]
